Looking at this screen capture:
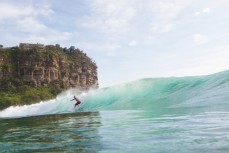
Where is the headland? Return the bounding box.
[0,43,98,110]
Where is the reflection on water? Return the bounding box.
[1,110,229,153]
[0,112,102,152]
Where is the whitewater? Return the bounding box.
[1,70,229,152]
[1,70,229,118]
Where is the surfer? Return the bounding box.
[71,96,81,108]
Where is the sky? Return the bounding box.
[0,0,229,88]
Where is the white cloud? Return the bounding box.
[4,30,73,46]
[193,33,209,44]
[79,41,121,57]
[151,23,173,33]
[79,0,136,35]
[0,1,51,33]
[150,1,185,20]
[76,0,192,48]
[147,1,192,34]
[0,3,32,21]
[0,1,73,46]
[144,36,156,45]
[203,8,211,14]
[31,31,72,43]
[0,2,53,22]
[17,17,47,33]
[195,8,211,16]
[128,40,137,46]
[195,12,201,16]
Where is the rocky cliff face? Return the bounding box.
[0,44,98,91]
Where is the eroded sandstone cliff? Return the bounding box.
[0,43,98,91]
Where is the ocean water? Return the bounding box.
[1,70,229,152]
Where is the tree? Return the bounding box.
[69,46,75,52]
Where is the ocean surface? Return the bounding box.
[1,70,229,152]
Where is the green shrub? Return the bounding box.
[0,84,65,110]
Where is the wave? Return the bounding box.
[1,70,229,118]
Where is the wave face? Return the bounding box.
[82,70,229,113]
[1,70,229,118]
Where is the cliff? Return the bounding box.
[0,43,98,109]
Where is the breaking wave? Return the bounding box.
[1,70,229,118]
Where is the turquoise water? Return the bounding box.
[1,70,229,152]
